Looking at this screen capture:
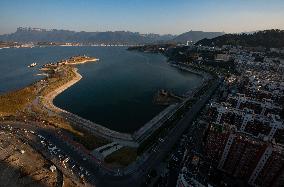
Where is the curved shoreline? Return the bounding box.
[67,58,99,65]
[41,67,82,114]
[39,67,137,146]
[133,63,211,142]
[37,59,210,147]
[45,68,82,106]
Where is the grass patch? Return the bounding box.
[29,106,109,150]
[0,85,37,116]
[0,65,108,151]
[40,66,76,96]
[72,127,109,150]
[137,100,190,154]
[104,147,137,167]
[38,66,109,150]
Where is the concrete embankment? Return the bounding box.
[171,62,212,80]
[67,58,99,65]
[39,67,138,147]
[38,61,212,149]
[133,62,211,144]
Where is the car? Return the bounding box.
[48,145,59,154]
[172,156,179,162]
[58,154,64,161]
[40,140,46,146]
[38,134,45,140]
[85,171,90,176]
[145,175,152,185]
[63,157,70,163]
[152,146,158,152]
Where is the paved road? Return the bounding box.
[0,122,82,186]
[0,78,219,187]
[95,79,220,186]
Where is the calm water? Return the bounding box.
[0,46,203,133]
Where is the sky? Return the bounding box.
[0,0,284,35]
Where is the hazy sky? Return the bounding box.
[0,0,284,35]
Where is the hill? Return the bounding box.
[0,27,176,44]
[172,30,225,43]
[195,29,284,48]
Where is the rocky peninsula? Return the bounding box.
[0,55,106,149]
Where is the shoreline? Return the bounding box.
[40,59,210,145]
[38,65,137,146]
[0,52,216,175]
[41,67,82,113]
[67,58,99,65]
[0,53,210,148]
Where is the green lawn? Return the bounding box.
[0,85,37,116]
[104,147,137,167]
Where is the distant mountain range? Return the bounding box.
[196,29,284,48]
[172,30,225,43]
[0,27,225,44]
[0,27,174,44]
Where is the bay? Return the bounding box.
[0,46,203,133]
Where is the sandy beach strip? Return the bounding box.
[43,67,82,113]
[67,58,99,65]
[39,67,135,143]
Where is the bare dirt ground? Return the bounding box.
[0,130,60,187]
[0,123,95,187]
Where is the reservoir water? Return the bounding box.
[0,46,203,133]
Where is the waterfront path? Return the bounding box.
[95,78,220,186]
[91,142,124,160]
[34,63,219,186]
[36,67,137,147]
[0,77,219,187]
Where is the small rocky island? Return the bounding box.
[0,54,99,135]
[0,55,104,186]
[153,89,183,106]
[63,55,99,65]
[41,55,98,69]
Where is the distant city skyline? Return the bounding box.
[0,0,284,35]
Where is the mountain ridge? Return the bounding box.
[172,30,225,43]
[0,27,225,45]
[0,27,176,44]
[195,29,284,48]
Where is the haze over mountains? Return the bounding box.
[196,29,284,48]
[172,30,224,43]
[0,27,224,44]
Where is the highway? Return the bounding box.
[95,78,220,186]
[0,78,219,187]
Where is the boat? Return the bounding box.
[28,62,37,67]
